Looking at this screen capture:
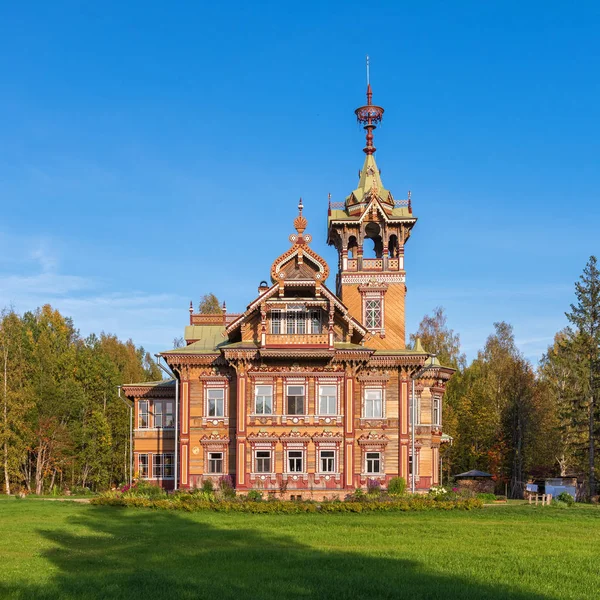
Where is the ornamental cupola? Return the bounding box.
[327,61,417,350]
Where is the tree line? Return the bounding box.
[2,259,598,498]
[0,305,162,494]
[413,256,600,498]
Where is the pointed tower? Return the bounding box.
[327,76,416,349]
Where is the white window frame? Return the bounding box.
[270,307,322,335]
[286,449,304,473]
[409,449,420,477]
[206,387,225,418]
[363,295,384,332]
[363,388,384,419]
[432,396,441,426]
[138,453,149,478]
[318,384,337,416]
[286,384,305,416]
[271,309,282,334]
[138,401,149,429]
[409,392,421,425]
[365,451,383,475]
[208,451,224,474]
[254,384,274,415]
[152,453,174,479]
[255,449,273,474]
[318,449,336,473]
[152,400,174,429]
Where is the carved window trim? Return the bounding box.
[362,386,385,420]
[364,450,384,476]
[254,383,274,416]
[202,379,229,425]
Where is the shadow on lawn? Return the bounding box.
[1,507,552,600]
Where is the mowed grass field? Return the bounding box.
[0,498,598,600]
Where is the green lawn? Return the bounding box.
[0,497,598,600]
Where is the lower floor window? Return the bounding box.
[287,450,303,473]
[366,452,382,474]
[153,453,174,478]
[138,454,149,478]
[409,451,420,476]
[319,450,335,473]
[208,451,224,474]
[255,450,272,473]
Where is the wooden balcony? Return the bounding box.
[266,334,329,346]
[345,258,401,272]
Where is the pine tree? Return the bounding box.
[565,256,600,497]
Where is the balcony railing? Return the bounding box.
[344,257,401,272]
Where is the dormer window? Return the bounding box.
[270,307,322,334]
[271,310,282,334]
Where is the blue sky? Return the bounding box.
[1,1,598,364]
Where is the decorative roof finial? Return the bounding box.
[355,56,384,155]
[294,197,307,235]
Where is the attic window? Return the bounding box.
[270,308,322,335]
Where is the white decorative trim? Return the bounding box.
[341,273,406,285]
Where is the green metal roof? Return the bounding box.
[123,379,175,387]
[326,154,415,222]
[184,325,227,347]
[161,339,227,355]
[333,342,373,351]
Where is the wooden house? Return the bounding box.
[122,82,454,497]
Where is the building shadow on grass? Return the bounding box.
[1,507,553,600]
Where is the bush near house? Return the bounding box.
[91,494,483,513]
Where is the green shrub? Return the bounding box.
[91,495,483,513]
[554,492,575,506]
[218,475,236,499]
[476,493,497,503]
[201,479,214,494]
[123,480,166,499]
[246,490,263,502]
[387,477,407,497]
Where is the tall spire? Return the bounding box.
[355,55,384,155]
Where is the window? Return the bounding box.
[286,385,305,415]
[255,450,271,473]
[153,401,174,429]
[152,453,174,479]
[286,309,307,334]
[433,396,440,426]
[366,452,382,474]
[409,393,421,425]
[207,388,225,417]
[409,451,420,476]
[310,309,321,334]
[138,454,149,478]
[364,389,383,418]
[164,454,174,478]
[287,450,303,472]
[208,452,223,474]
[270,308,322,335]
[271,309,282,334]
[138,401,149,428]
[318,385,337,415]
[365,298,382,329]
[255,385,273,415]
[319,450,335,473]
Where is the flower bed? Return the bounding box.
[91,494,483,513]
